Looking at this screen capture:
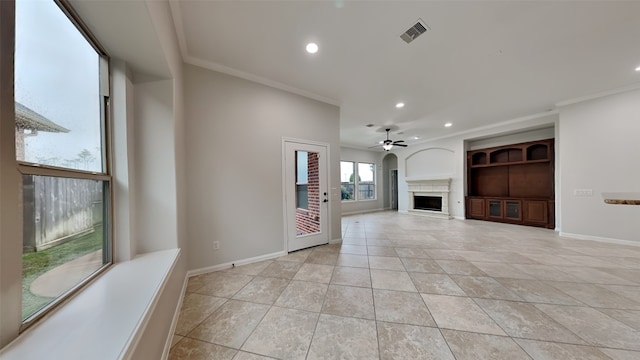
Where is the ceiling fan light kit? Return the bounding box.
[370,128,408,151]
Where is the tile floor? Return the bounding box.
[169,212,640,359]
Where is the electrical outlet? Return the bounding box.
[574,189,593,197]
[213,241,220,250]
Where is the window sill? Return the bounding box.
[0,248,180,360]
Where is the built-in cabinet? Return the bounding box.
[466,139,555,229]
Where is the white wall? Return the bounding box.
[133,79,179,254]
[146,0,188,255]
[185,64,341,270]
[406,148,456,180]
[131,1,187,357]
[112,61,137,262]
[340,147,385,215]
[558,88,640,243]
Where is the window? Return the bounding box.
[14,0,111,325]
[358,162,376,200]
[341,161,376,201]
[340,161,355,200]
[296,151,309,209]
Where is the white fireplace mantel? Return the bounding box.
[407,178,452,219]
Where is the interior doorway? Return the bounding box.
[283,140,329,252]
[383,153,399,210]
[390,169,398,210]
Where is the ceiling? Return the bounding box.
[171,1,639,149]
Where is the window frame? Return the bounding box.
[9,0,113,331]
[341,160,377,202]
[340,160,356,202]
[295,151,309,210]
[357,162,376,201]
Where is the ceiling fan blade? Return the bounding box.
[394,144,408,147]
[393,140,405,143]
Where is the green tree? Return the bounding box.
[77,149,95,170]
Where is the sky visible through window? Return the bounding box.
[15,0,102,172]
[358,163,374,182]
[340,161,353,182]
[297,151,308,183]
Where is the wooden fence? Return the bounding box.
[23,176,103,252]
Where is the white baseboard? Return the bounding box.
[161,273,189,360]
[559,232,640,247]
[341,208,386,216]
[329,238,343,244]
[398,209,459,220]
[187,250,287,277]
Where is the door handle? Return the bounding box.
[323,199,328,203]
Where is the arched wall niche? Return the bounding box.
[405,147,455,179]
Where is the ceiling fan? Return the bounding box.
[370,128,408,151]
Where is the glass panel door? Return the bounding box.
[285,141,328,251]
[295,151,320,236]
[505,201,521,220]
[488,200,502,218]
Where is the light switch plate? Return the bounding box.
[574,189,593,197]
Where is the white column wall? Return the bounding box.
[132,79,179,254]
[558,88,640,243]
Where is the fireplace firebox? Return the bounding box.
[414,196,442,211]
[406,178,452,219]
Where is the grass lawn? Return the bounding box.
[22,227,103,320]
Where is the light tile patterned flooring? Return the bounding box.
[169,212,640,359]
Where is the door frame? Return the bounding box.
[390,168,398,210]
[282,137,332,252]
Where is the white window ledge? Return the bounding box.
[0,248,180,360]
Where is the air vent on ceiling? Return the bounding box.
[400,19,429,44]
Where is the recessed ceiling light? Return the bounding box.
[306,43,318,54]
[413,136,420,140]
[636,65,640,72]
[444,122,453,127]
[395,102,405,108]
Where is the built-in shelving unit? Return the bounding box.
[466,139,555,228]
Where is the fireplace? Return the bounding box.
[414,196,442,211]
[406,178,452,219]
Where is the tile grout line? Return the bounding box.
[366,232,383,360]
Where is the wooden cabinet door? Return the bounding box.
[468,198,486,218]
[524,200,548,225]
